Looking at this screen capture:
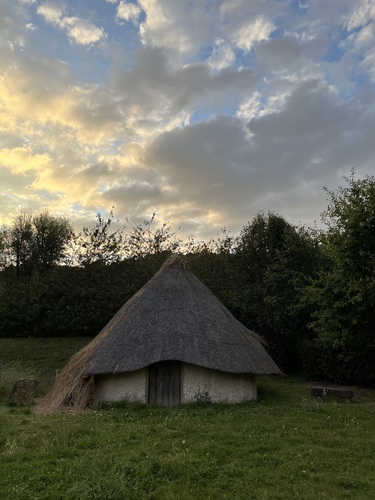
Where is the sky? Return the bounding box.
[1,0,375,240]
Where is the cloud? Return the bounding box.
[0,147,51,175]
[208,39,236,70]
[37,2,63,24]
[346,0,375,31]
[62,17,105,45]
[341,2,375,83]
[255,37,305,68]
[101,183,165,209]
[37,2,105,45]
[117,1,142,23]
[231,16,274,52]
[135,0,279,64]
[137,77,375,235]
[110,46,259,138]
[138,0,217,58]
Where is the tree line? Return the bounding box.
[1,172,374,387]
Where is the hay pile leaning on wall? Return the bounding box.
[35,336,102,414]
[35,281,147,414]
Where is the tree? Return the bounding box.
[10,210,34,277]
[0,209,73,277]
[32,211,73,270]
[235,212,322,372]
[69,212,181,266]
[124,213,181,259]
[186,229,239,311]
[0,226,12,271]
[306,172,375,385]
[69,211,125,266]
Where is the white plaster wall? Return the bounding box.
[182,363,257,403]
[94,369,147,403]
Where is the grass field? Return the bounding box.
[0,338,374,500]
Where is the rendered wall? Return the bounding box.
[94,369,147,403]
[94,363,257,404]
[181,363,257,403]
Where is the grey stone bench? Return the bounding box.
[311,386,353,401]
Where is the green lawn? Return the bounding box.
[0,338,374,499]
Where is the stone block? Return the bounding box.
[9,378,39,406]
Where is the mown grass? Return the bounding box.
[0,338,374,500]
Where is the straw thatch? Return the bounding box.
[37,254,281,413]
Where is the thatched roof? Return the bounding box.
[37,254,281,413]
[84,254,281,376]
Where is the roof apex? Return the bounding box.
[160,253,189,270]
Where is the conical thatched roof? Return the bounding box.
[37,254,281,413]
[85,254,281,376]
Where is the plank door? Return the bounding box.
[148,361,181,406]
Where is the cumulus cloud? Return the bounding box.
[37,2,63,24]
[109,45,259,140]
[341,1,375,82]
[63,17,105,45]
[117,1,142,23]
[208,39,236,70]
[135,0,278,64]
[138,0,217,58]
[0,148,52,182]
[138,78,375,233]
[231,16,274,52]
[346,0,375,31]
[37,2,105,45]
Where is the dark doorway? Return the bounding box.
[148,361,181,406]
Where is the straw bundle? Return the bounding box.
[35,336,104,414]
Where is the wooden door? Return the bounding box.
[148,361,181,406]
